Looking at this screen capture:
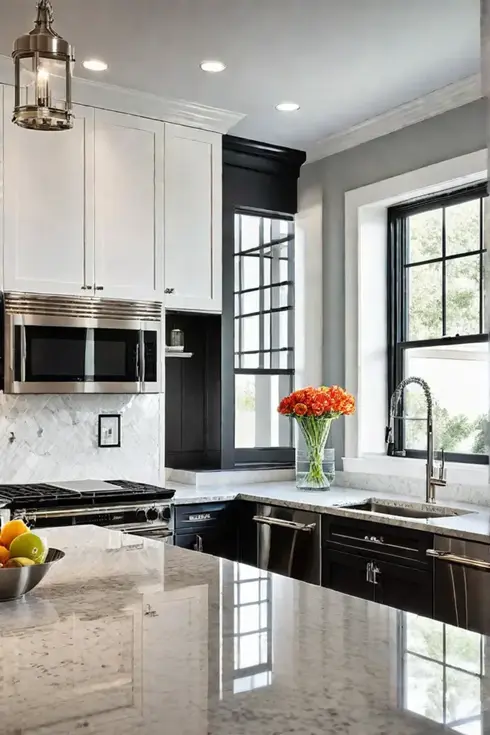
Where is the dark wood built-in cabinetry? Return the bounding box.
[173,500,257,564]
[165,312,221,470]
[322,515,434,617]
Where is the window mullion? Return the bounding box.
[479,196,484,334]
[259,218,265,370]
[442,207,447,337]
[238,214,243,369]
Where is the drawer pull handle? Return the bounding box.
[253,515,316,532]
[427,549,490,571]
[165,288,175,294]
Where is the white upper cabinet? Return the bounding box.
[1,84,221,307]
[164,124,222,313]
[93,110,164,301]
[3,86,94,295]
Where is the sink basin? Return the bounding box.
[339,499,473,520]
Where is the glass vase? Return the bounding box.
[295,417,333,490]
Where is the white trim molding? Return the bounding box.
[307,74,482,162]
[0,54,245,134]
[344,149,487,484]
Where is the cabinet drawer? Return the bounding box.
[323,514,433,567]
[174,502,230,531]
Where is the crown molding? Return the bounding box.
[307,74,482,163]
[0,54,245,134]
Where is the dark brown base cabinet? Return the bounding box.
[173,502,239,560]
[173,500,257,564]
[322,515,434,618]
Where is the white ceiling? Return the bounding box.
[0,0,480,150]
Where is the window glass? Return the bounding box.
[446,198,480,256]
[404,343,488,455]
[408,209,442,264]
[407,262,443,340]
[445,255,480,337]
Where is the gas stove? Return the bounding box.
[1,480,175,541]
[0,479,174,510]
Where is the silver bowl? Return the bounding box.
[0,548,65,601]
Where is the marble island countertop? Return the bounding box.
[1,524,486,735]
[168,480,490,543]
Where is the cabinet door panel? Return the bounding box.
[3,86,93,295]
[374,559,433,617]
[322,549,375,602]
[94,110,164,300]
[164,124,222,312]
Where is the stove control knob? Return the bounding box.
[159,507,171,522]
[135,509,147,523]
[146,507,159,522]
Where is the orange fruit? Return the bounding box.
[0,546,10,565]
[0,520,29,549]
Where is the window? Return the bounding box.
[388,183,488,464]
[234,210,294,464]
[399,613,484,733]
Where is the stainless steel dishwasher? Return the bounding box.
[428,536,490,634]
[254,504,321,584]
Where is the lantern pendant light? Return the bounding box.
[12,0,75,131]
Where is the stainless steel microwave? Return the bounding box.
[3,293,162,394]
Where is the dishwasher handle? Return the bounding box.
[253,515,316,532]
[427,548,490,571]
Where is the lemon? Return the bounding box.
[9,532,46,564]
[5,557,36,568]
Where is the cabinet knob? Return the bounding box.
[164,288,175,295]
[95,286,104,291]
[81,286,90,291]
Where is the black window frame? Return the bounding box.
[233,207,295,467]
[387,181,488,465]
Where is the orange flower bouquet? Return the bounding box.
[278,386,355,489]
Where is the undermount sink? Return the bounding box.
[339,499,473,521]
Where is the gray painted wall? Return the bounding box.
[299,98,487,463]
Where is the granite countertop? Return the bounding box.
[168,480,490,543]
[0,524,485,735]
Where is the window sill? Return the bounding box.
[342,455,489,487]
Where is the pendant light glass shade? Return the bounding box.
[12,0,75,131]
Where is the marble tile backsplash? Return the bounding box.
[0,394,162,484]
[336,471,490,507]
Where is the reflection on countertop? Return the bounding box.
[0,524,488,734]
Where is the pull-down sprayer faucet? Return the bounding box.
[385,377,446,504]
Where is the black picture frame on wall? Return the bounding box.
[98,414,121,448]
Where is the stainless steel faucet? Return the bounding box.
[385,377,446,504]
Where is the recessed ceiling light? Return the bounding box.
[276,102,300,112]
[83,59,108,72]
[200,60,226,73]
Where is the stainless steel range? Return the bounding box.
[0,479,175,541]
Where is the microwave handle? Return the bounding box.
[136,341,141,383]
[136,331,145,388]
[20,325,27,382]
[140,331,146,389]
